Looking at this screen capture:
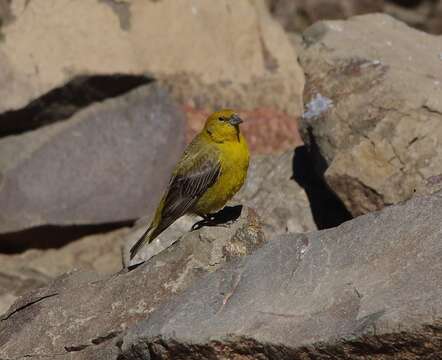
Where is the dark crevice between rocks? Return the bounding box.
[0,220,135,254]
[292,130,352,229]
[1,292,58,321]
[387,0,423,8]
[0,74,154,137]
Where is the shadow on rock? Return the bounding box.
[292,145,352,229]
[0,221,134,254]
[191,205,243,231]
[0,74,153,137]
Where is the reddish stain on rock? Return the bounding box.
[183,106,303,154]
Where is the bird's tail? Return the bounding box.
[129,225,155,260]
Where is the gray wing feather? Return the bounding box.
[156,154,221,234]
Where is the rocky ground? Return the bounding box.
[0,1,441,359]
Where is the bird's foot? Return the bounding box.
[191,205,243,231]
[191,214,217,231]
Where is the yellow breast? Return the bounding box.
[193,134,249,215]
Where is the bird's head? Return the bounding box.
[203,109,243,143]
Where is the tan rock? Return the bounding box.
[300,14,442,216]
[0,0,304,116]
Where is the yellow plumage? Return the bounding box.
[130,109,249,260]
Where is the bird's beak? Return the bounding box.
[229,114,243,125]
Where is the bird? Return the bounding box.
[129,109,249,260]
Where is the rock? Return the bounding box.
[0,84,185,233]
[299,14,442,216]
[0,207,265,358]
[414,173,442,196]
[0,0,304,128]
[0,227,130,315]
[235,151,316,235]
[121,190,442,359]
[122,151,316,266]
[267,0,384,33]
[122,213,199,267]
[2,187,441,359]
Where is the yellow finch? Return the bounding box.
[130,109,249,260]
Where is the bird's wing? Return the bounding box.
[156,147,221,234]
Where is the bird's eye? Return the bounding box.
[218,117,226,122]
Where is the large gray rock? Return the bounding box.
[299,14,442,216]
[0,84,185,233]
[1,191,441,358]
[0,207,265,359]
[121,191,442,359]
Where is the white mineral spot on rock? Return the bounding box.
[361,59,382,68]
[303,94,333,120]
[328,23,343,32]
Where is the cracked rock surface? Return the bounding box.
[121,191,442,359]
[299,14,442,216]
[2,190,442,358]
[0,207,265,359]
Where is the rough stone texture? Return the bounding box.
[299,14,442,216]
[0,227,129,315]
[267,0,384,33]
[234,151,316,236]
[0,84,185,233]
[122,213,198,267]
[184,106,304,154]
[122,151,316,266]
[121,190,442,359]
[0,207,265,359]
[0,0,304,119]
[1,188,441,359]
[415,173,442,197]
